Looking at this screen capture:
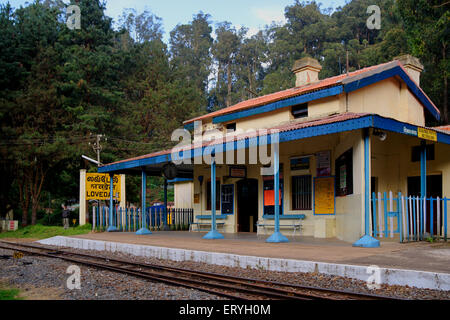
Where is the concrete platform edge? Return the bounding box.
[36,236,450,291]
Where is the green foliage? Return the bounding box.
[0,288,22,300]
[396,0,449,124]
[0,223,92,239]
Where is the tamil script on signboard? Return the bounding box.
[86,173,121,200]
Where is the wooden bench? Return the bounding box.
[189,215,227,232]
[256,214,306,236]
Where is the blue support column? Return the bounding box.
[353,129,380,248]
[420,141,426,240]
[204,158,224,239]
[266,145,289,243]
[420,141,427,199]
[136,169,151,235]
[107,174,117,232]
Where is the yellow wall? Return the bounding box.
[194,78,426,140]
[174,181,194,208]
[347,78,425,126]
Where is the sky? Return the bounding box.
[6,0,350,42]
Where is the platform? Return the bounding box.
[37,231,450,291]
[64,231,449,273]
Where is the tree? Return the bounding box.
[170,12,213,97]
[397,0,449,124]
[119,8,163,43]
[212,22,241,108]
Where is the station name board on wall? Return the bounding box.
[314,176,335,215]
[86,173,121,200]
[402,126,437,142]
[417,128,437,141]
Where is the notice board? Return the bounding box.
[314,176,335,215]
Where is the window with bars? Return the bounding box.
[291,175,312,210]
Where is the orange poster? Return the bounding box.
[264,190,282,206]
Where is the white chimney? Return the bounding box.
[394,54,423,86]
[292,57,322,87]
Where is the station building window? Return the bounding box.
[335,148,353,196]
[291,175,312,210]
[226,123,236,133]
[291,103,308,119]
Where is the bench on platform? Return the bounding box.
[256,214,306,236]
[189,215,227,232]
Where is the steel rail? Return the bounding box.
[0,240,398,300]
[0,241,308,300]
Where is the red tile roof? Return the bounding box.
[434,125,450,133]
[184,62,391,125]
[103,112,370,167]
[184,60,441,125]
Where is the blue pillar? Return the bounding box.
[203,158,224,239]
[136,169,151,235]
[420,141,427,198]
[266,145,288,243]
[420,141,427,239]
[107,173,117,232]
[353,129,380,247]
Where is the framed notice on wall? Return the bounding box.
[313,176,335,215]
[316,150,331,177]
[229,166,246,178]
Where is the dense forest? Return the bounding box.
[0,0,448,225]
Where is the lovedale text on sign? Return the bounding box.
[86,173,121,201]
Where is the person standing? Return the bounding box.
[62,204,70,229]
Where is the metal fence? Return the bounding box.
[371,191,448,243]
[91,205,194,232]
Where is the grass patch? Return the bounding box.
[0,224,92,240]
[0,288,22,300]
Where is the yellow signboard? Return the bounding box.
[314,177,335,215]
[417,127,437,142]
[86,173,121,200]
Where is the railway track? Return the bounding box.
[0,240,399,300]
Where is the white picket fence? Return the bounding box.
[371,191,448,242]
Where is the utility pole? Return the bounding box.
[89,134,105,166]
[346,50,349,76]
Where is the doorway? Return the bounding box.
[237,179,258,232]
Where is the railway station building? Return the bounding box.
[98,55,450,246]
